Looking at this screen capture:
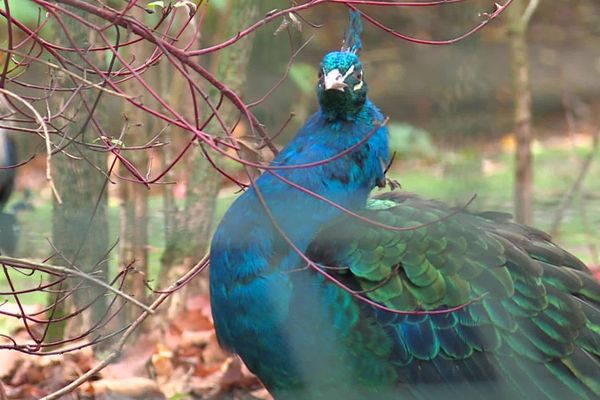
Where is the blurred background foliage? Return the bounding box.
[0,0,598,311]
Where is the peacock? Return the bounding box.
[0,128,16,212]
[0,128,17,255]
[209,11,600,400]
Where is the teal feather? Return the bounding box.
[343,10,363,54]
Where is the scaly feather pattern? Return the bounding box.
[209,11,600,400]
[307,192,600,399]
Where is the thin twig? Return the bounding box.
[0,256,153,313]
[40,253,209,400]
[0,48,130,99]
[0,88,62,203]
[550,127,600,235]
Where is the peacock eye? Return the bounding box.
[355,71,363,80]
[318,70,324,79]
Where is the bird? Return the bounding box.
[0,128,16,212]
[0,128,17,255]
[209,11,600,400]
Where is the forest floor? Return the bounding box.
[0,133,598,399]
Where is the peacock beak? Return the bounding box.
[323,69,348,91]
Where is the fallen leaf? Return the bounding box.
[188,295,214,324]
[172,309,213,332]
[190,357,262,398]
[185,295,210,313]
[4,382,46,400]
[102,332,159,379]
[0,349,24,378]
[156,365,192,399]
[151,343,174,377]
[80,377,165,399]
[200,333,229,367]
[181,329,213,347]
[249,387,273,400]
[10,360,45,386]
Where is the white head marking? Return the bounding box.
[341,64,355,81]
[324,68,347,91]
[323,64,363,92]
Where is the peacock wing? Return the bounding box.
[306,192,600,399]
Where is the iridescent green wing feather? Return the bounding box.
[306,192,600,399]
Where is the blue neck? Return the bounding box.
[214,100,388,266]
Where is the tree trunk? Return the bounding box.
[49,7,110,341]
[118,157,149,324]
[508,1,535,225]
[117,8,154,327]
[161,0,259,318]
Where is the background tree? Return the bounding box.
[160,0,260,318]
[49,4,110,341]
[507,0,539,225]
[118,8,154,326]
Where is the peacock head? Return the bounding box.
[316,51,367,121]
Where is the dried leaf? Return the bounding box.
[10,360,44,386]
[201,333,229,367]
[80,377,165,399]
[288,12,302,32]
[102,332,159,379]
[174,0,196,17]
[0,349,24,378]
[185,294,210,313]
[172,309,213,332]
[156,365,192,399]
[4,382,45,400]
[186,294,213,324]
[151,344,174,377]
[182,329,213,347]
[190,357,263,398]
[273,15,289,36]
[250,388,274,400]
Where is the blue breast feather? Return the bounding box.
[209,101,388,383]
